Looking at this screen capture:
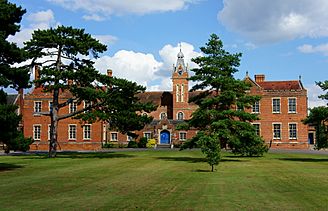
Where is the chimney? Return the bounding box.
[254,74,265,82]
[34,65,41,87]
[107,69,112,77]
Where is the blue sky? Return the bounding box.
[8,0,328,107]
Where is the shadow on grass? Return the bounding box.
[155,156,246,163]
[22,152,135,159]
[0,163,23,172]
[278,158,328,162]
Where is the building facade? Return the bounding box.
[22,49,311,151]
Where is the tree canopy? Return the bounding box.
[0,0,31,152]
[25,25,155,157]
[303,81,328,149]
[180,34,268,171]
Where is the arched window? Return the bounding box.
[176,84,180,102]
[177,112,184,120]
[181,84,184,102]
[160,112,167,120]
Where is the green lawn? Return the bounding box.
[0,150,327,210]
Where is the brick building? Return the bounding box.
[22,49,311,150]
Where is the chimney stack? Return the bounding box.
[254,74,265,83]
[107,69,112,77]
[34,65,41,87]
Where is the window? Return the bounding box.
[176,84,180,102]
[289,123,297,139]
[179,132,187,140]
[69,102,77,113]
[160,112,167,120]
[33,125,41,140]
[288,98,297,113]
[84,101,92,113]
[252,101,260,113]
[272,98,280,113]
[127,136,133,142]
[49,101,53,112]
[253,123,260,136]
[48,124,51,141]
[144,132,151,140]
[177,112,184,120]
[83,125,91,140]
[273,123,281,139]
[181,84,184,102]
[110,132,118,141]
[68,125,77,140]
[34,101,42,113]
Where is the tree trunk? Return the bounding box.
[49,88,59,158]
[211,164,214,172]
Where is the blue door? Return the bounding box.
[160,130,170,144]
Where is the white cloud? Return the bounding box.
[306,84,327,108]
[159,42,202,72]
[298,43,328,56]
[83,14,105,21]
[218,0,328,44]
[8,9,58,47]
[93,50,163,88]
[93,42,201,91]
[93,35,118,46]
[48,0,198,19]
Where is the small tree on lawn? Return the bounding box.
[303,81,328,149]
[181,34,268,171]
[0,0,31,152]
[24,25,154,157]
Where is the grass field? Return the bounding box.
[0,149,327,210]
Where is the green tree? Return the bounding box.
[303,81,328,149]
[25,25,154,157]
[181,34,267,171]
[0,0,30,152]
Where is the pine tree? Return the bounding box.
[181,34,268,171]
[25,26,154,157]
[0,0,30,152]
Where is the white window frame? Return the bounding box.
[143,132,151,140]
[288,97,297,114]
[48,101,53,112]
[34,101,42,113]
[272,123,282,140]
[68,124,77,140]
[179,132,187,140]
[33,124,41,141]
[252,101,260,113]
[252,123,261,136]
[48,124,51,141]
[110,132,118,141]
[69,102,77,114]
[288,123,297,140]
[83,100,92,113]
[127,135,133,142]
[177,111,184,120]
[272,98,281,114]
[83,124,91,140]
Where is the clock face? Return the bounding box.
[178,70,183,75]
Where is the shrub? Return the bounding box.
[6,133,33,152]
[128,141,138,148]
[102,142,113,148]
[146,139,156,148]
[138,137,148,148]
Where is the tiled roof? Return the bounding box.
[257,80,303,91]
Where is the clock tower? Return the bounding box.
[172,47,189,120]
